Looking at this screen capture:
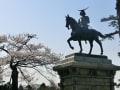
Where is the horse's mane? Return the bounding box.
[69,16,81,30]
[69,16,78,24]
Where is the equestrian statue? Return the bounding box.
[65,14,109,55]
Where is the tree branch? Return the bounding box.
[105,30,119,38]
[0,45,9,54]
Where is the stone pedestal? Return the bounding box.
[54,53,120,90]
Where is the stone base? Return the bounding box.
[54,53,120,90]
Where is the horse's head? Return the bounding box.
[65,15,78,31]
[65,15,71,30]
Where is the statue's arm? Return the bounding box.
[78,19,80,24]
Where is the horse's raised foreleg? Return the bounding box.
[78,40,83,53]
[88,40,93,55]
[95,39,103,55]
[67,37,74,50]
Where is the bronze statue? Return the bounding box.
[78,8,90,30]
[65,15,106,55]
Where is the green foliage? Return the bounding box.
[101,15,118,30]
[101,15,117,21]
[118,52,120,57]
[0,83,60,90]
[101,15,120,57]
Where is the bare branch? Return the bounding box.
[0,45,9,54]
[33,67,53,83]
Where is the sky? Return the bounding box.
[0,0,120,89]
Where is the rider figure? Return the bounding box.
[78,9,90,30]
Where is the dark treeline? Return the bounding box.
[0,82,60,90]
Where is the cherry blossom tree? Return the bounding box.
[0,34,61,90]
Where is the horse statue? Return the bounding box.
[65,15,106,55]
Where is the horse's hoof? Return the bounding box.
[80,51,82,53]
[101,52,103,55]
[88,52,91,55]
[71,47,74,50]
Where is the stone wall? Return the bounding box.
[54,53,120,90]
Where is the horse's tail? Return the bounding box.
[97,31,106,38]
[97,31,114,40]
